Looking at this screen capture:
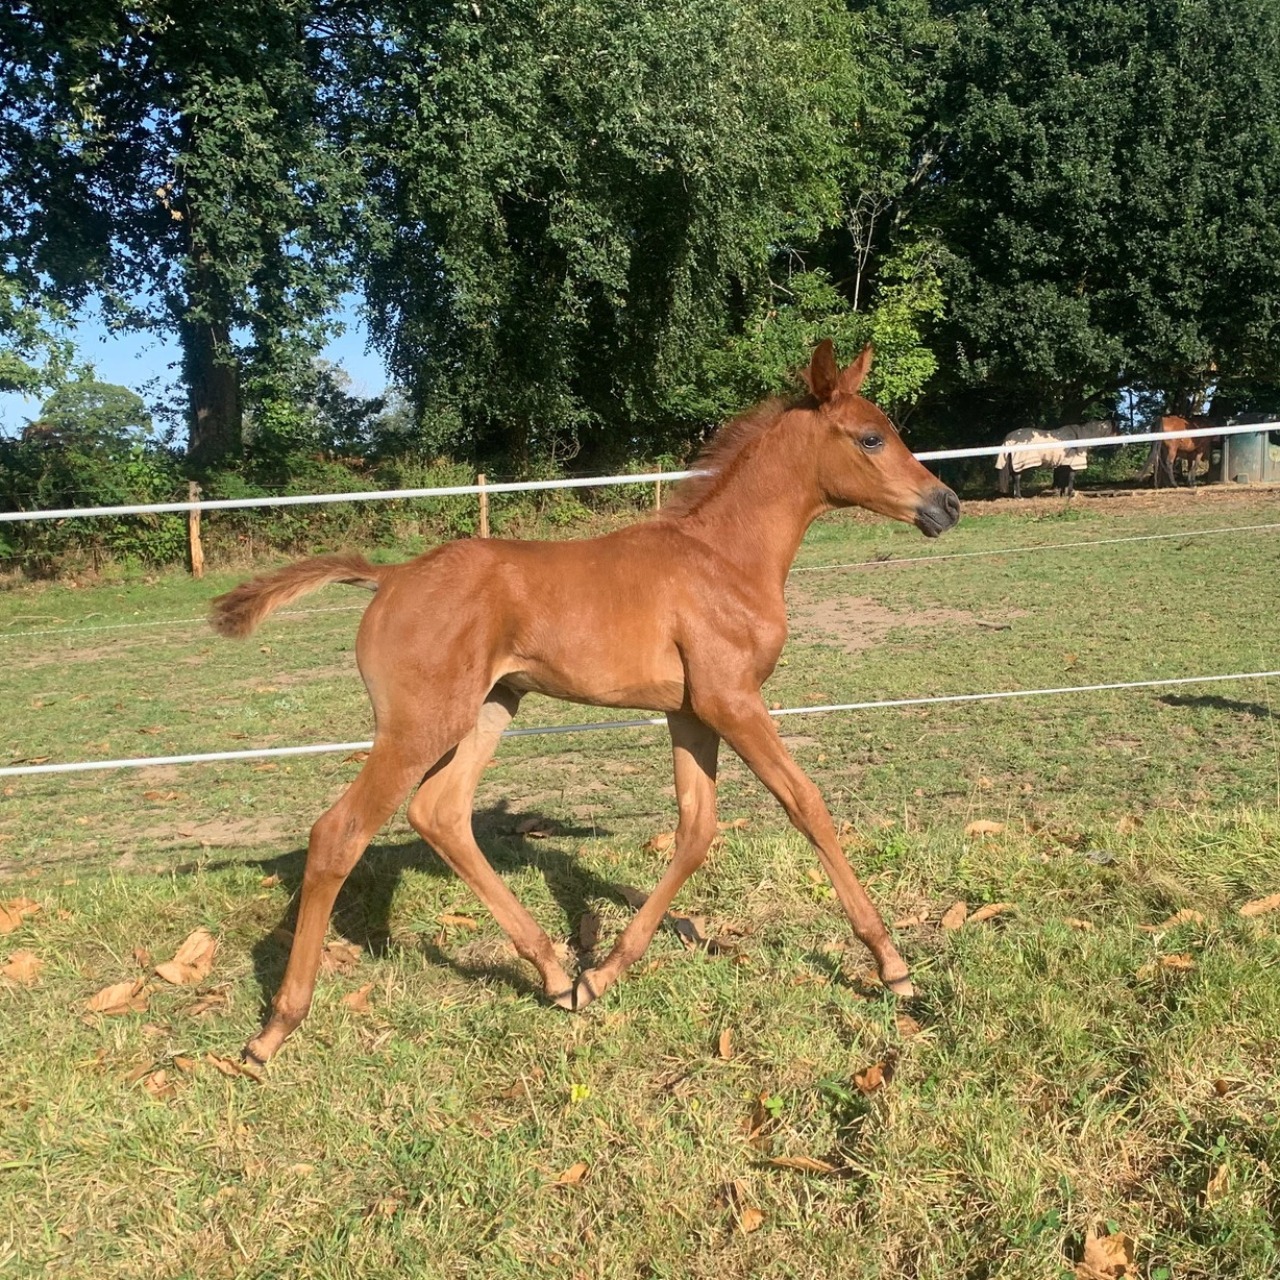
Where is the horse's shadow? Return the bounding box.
[226,800,635,1014]
[1160,693,1274,719]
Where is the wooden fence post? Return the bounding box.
[655,478,662,511]
[477,473,489,538]
[187,481,205,579]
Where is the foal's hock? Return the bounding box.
[212,341,960,1064]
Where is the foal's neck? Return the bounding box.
[677,412,828,593]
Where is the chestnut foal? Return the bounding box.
[212,341,960,1064]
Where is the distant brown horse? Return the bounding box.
[212,342,960,1065]
[1141,415,1217,488]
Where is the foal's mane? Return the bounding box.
[661,393,812,519]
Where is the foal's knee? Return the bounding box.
[676,808,719,868]
[406,788,466,848]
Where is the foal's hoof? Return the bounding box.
[550,969,605,1013]
[883,975,915,999]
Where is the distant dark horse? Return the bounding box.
[1138,415,1217,488]
[996,421,1116,497]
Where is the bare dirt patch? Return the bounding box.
[169,816,289,848]
[961,480,1280,518]
[788,596,1007,654]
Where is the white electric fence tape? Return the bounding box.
[1,420,1274,524]
[3,669,1276,779]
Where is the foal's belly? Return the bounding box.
[497,660,687,714]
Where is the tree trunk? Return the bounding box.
[182,315,242,465]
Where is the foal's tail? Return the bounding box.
[210,553,384,638]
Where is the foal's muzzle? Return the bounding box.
[914,486,961,538]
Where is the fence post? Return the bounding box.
[187,481,205,579]
[655,478,662,511]
[477,473,489,538]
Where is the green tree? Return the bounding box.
[0,1,365,463]
[37,377,152,442]
[354,0,944,466]
[912,0,1280,434]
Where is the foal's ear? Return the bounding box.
[839,344,875,395]
[802,339,840,402]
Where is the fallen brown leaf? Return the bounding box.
[1204,1163,1230,1206]
[892,911,929,929]
[644,831,675,854]
[744,1094,776,1147]
[1154,908,1207,929]
[854,1062,886,1094]
[320,940,361,974]
[717,1027,733,1061]
[0,897,41,934]
[670,912,708,949]
[895,1013,923,1039]
[185,988,230,1017]
[154,928,218,986]
[142,1069,177,1101]
[1076,1229,1137,1280]
[1159,953,1197,971]
[132,946,152,969]
[172,1055,199,1073]
[618,885,649,909]
[551,1161,588,1187]
[343,983,375,1014]
[969,902,1016,924]
[260,874,281,888]
[436,913,478,931]
[717,818,750,831]
[737,1205,765,1234]
[964,820,1005,838]
[940,901,969,930]
[2,949,43,985]
[86,977,149,1015]
[765,1155,838,1175]
[1064,917,1095,931]
[206,1052,262,1082]
[1240,892,1280,918]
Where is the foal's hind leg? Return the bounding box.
[406,686,576,1001]
[555,712,720,1011]
[246,737,434,1065]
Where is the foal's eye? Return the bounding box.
[860,433,885,452]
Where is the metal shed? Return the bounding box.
[1209,416,1280,484]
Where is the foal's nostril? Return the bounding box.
[942,489,961,521]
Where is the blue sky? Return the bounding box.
[0,298,391,437]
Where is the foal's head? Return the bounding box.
[800,340,959,538]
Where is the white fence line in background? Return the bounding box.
[791,520,1280,573]
[2,518,1278,642]
[2,420,1276,525]
[3,668,1276,779]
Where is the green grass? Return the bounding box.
[1,487,1279,1278]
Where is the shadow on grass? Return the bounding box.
[218,800,640,1015]
[1160,693,1274,719]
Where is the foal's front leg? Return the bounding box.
[554,712,720,1011]
[695,689,912,996]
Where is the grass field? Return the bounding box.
[2,485,1279,1279]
